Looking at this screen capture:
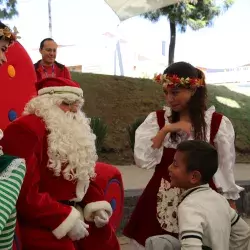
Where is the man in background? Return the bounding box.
[34,38,71,81]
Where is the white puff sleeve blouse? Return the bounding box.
[134,106,243,200]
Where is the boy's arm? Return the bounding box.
[178,202,204,250]
[229,208,250,250]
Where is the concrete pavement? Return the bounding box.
[116,163,250,194]
[119,236,131,250]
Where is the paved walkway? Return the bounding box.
[116,163,250,249]
[116,163,250,193]
[119,236,131,250]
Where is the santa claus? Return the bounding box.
[0,77,120,250]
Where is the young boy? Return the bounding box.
[146,140,250,250]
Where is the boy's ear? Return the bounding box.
[190,170,202,184]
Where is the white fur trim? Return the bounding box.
[52,206,80,239]
[0,129,3,140]
[38,86,83,97]
[84,201,112,222]
[70,179,90,202]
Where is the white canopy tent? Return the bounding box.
[104,0,192,21]
[104,0,195,76]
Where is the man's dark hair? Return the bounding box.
[177,140,218,183]
[40,38,54,50]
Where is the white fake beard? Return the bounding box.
[24,94,97,182]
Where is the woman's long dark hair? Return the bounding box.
[163,62,207,142]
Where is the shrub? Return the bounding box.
[127,117,146,151]
[90,117,108,153]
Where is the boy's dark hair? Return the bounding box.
[40,38,54,50]
[177,140,218,183]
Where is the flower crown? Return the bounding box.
[153,73,205,89]
[0,26,20,43]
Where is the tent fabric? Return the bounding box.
[105,0,181,21]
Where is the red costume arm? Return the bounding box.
[1,119,80,239]
[64,67,71,79]
[83,180,112,222]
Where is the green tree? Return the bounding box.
[143,0,234,65]
[0,0,18,20]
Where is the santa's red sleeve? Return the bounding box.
[82,181,112,221]
[1,121,81,240]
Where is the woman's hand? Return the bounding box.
[151,121,192,149]
[168,121,192,135]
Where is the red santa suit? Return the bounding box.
[0,77,120,250]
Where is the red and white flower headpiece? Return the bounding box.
[0,26,20,44]
[153,73,205,89]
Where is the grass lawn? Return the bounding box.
[72,72,250,165]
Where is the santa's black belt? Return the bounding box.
[59,200,77,207]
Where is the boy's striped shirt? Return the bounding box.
[0,159,26,249]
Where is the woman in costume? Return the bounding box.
[0,21,26,249]
[123,61,243,249]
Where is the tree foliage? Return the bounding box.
[143,0,234,65]
[0,0,18,20]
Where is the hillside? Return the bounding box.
[72,72,250,165]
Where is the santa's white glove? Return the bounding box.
[68,219,89,241]
[94,209,109,228]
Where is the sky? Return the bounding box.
[3,0,250,69]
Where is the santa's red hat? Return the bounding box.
[35,77,83,98]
